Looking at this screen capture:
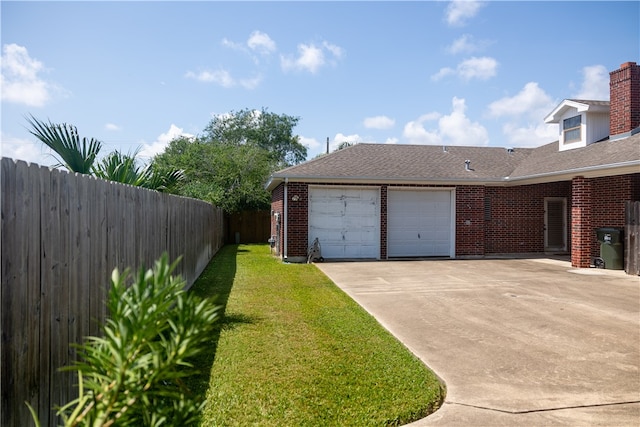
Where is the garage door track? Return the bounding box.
[316,257,640,426]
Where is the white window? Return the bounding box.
[563,115,581,143]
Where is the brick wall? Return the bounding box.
[285,182,309,258]
[571,177,593,267]
[485,182,572,254]
[456,186,486,256]
[271,174,638,263]
[571,173,639,267]
[588,174,638,261]
[610,61,640,136]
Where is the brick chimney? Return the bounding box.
[609,61,640,137]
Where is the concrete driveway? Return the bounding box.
[315,257,640,426]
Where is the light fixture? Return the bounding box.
[291,195,300,202]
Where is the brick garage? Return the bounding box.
[270,172,638,266]
[267,62,640,269]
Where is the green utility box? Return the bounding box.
[595,228,624,270]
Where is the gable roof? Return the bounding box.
[266,134,640,191]
[544,99,610,123]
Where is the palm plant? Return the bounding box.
[92,149,150,186]
[93,149,185,192]
[144,166,186,193]
[26,114,102,174]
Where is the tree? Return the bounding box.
[153,108,306,213]
[202,108,307,168]
[153,137,272,213]
[26,114,102,174]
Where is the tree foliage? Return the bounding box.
[153,137,272,213]
[202,108,306,168]
[93,149,185,192]
[153,108,306,213]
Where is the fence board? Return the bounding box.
[625,201,640,275]
[227,210,271,244]
[1,157,225,426]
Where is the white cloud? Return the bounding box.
[300,135,322,152]
[322,41,345,60]
[431,67,455,81]
[446,0,485,27]
[431,56,497,81]
[105,123,121,131]
[331,133,362,152]
[186,69,233,86]
[185,69,262,89]
[138,125,194,161]
[221,37,243,51]
[0,132,55,166]
[573,64,609,100]
[446,34,490,55]
[501,122,558,148]
[281,41,344,74]
[458,57,497,80]
[247,31,277,55]
[487,82,559,147]
[403,97,489,146]
[363,115,395,130]
[0,43,56,107]
[487,82,555,120]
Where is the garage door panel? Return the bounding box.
[309,187,379,259]
[388,189,453,257]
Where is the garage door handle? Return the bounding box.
[418,233,421,239]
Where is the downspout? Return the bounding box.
[283,177,288,260]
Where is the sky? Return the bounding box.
[1,0,639,168]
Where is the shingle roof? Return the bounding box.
[267,134,640,190]
[274,143,530,181]
[509,133,639,179]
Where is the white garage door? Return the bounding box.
[388,189,453,257]
[308,187,379,259]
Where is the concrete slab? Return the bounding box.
[315,258,640,426]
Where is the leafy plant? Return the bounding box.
[93,149,185,192]
[26,114,103,174]
[35,254,220,426]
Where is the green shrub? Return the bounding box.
[32,253,220,427]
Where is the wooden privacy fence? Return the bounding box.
[0,158,225,426]
[625,201,640,275]
[226,210,271,244]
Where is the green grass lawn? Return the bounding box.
[188,244,444,426]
